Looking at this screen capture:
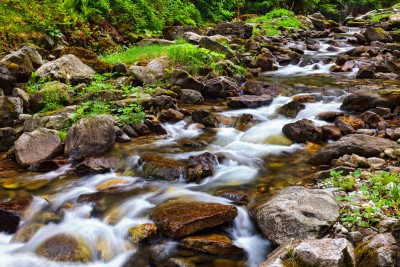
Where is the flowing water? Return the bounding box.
[0,28,376,267]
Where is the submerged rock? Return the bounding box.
[151,200,237,238]
[276,100,305,118]
[187,152,218,182]
[252,186,339,245]
[192,109,219,128]
[0,198,32,234]
[36,234,92,263]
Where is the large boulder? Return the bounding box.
[37,54,95,84]
[170,69,204,91]
[36,233,92,263]
[242,81,287,96]
[60,47,111,73]
[207,22,253,39]
[181,233,243,255]
[340,92,397,113]
[293,238,356,267]
[23,106,76,132]
[0,45,42,72]
[139,153,186,181]
[276,100,305,118]
[14,128,62,167]
[310,134,399,165]
[129,57,168,85]
[364,27,393,43]
[355,233,400,267]
[252,186,339,245]
[0,127,17,151]
[282,119,323,143]
[0,96,23,127]
[187,152,218,182]
[203,76,240,98]
[151,200,237,238]
[227,95,273,109]
[64,115,116,160]
[199,37,235,59]
[308,12,326,30]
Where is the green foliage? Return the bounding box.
[112,103,146,125]
[249,8,302,37]
[72,101,111,122]
[100,45,165,65]
[324,170,400,229]
[26,72,47,94]
[57,130,68,142]
[371,12,393,22]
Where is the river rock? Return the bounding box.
[310,134,399,165]
[282,119,323,143]
[151,200,237,238]
[180,89,204,104]
[321,125,342,140]
[14,128,62,167]
[242,81,287,96]
[335,115,365,135]
[293,238,356,267]
[36,233,92,263]
[0,96,23,127]
[139,153,186,181]
[13,223,45,242]
[276,100,305,118]
[60,47,111,73]
[359,111,389,130]
[252,186,339,245]
[1,45,42,72]
[0,198,32,234]
[203,76,240,98]
[37,54,95,84]
[181,233,243,255]
[317,111,343,122]
[227,95,272,109]
[192,109,219,128]
[235,113,255,132]
[158,108,185,122]
[340,92,396,113]
[308,12,326,30]
[128,224,158,243]
[254,55,276,71]
[207,22,252,39]
[199,37,235,59]
[187,152,218,182]
[171,69,204,91]
[130,57,169,85]
[74,156,120,175]
[355,233,400,267]
[64,115,116,160]
[0,127,17,151]
[144,119,168,135]
[356,65,375,79]
[364,27,393,43]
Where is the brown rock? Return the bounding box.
[282,119,323,143]
[0,198,32,234]
[128,224,158,243]
[139,153,186,181]
[227,95,272,109]
[192,110,219,128]
[151,200,238,238]
[317,111,343,122]
[158,108,185,122]
[276,100,305,118]
[235,113,255,132]
[321,125,342,140]
[188,152,218,182]
[181,233,243,255]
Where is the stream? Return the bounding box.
[0,28,369,267]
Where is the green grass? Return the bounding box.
[101,42,231,75]
[370,12,393,22]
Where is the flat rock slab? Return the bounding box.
[310,134,399,165]
[151,200,237,238]
[181,233,243,255]
[227,95,272,109]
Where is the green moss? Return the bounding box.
[354,242,379,267]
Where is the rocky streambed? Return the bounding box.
[1,8,400,267]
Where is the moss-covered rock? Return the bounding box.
[128,224,157,243]
[60,47,111,73]
[30,81,71,112]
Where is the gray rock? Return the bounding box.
[252,186,339,245]
[308,12,326,30]
[203,76,240,98]
[199,37,235,59]
[310,134,399,165]
[293,238,356,267]
[227,95,273,109]
[29,81,71,112]
[192,109,219,128]
[364,27,392,43]
[170,69,204,91]
[37,54,95,84]
[182,32,202,44]
[64,115,116,160]
[14,128,62,167]
[181,89,204,104]
[162,26,202,40]
[0,96,23,127]
[340,92,397,113]
[207,22,253,39]
[23,106,76,132]
[12,88,29,110]
[129,57,168,85]
[1,45,42,72]
[137,39,176,46]
[0,65,16,95]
